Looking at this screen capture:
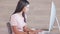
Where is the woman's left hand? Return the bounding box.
[33,29,43,34]
[36,29,42,32]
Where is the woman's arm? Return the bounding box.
[23,26,39,34]
[23,26,34,32]
[23,26,43,34]
[10,15,27,34]
[12,26,27,34]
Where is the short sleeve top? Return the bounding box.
[10,13,27,32]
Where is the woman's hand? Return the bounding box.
[29,31,37,34]
[31,29,43,34]
[35,29,42,32]
[29,30,40,34]
[23,26,43,34]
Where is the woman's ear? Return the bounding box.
[22,7,27,12]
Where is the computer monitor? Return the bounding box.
[49,1,56,32]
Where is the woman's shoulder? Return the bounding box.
[11,13,22,19]
[11,13,17,17]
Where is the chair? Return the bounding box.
[7,22,12,34]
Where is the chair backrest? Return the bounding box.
[7,22,12,34]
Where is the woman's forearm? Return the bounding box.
[23,26,40,34]
[14,31,27,34]
[23,26,35,32]
[12,26,27,34]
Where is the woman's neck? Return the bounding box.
[18,11,23,15]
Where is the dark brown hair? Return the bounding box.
[13,0,29,23]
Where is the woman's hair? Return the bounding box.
[13,0,29,23]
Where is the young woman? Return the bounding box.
[10,0,42,34]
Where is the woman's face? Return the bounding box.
[23,5,29,13]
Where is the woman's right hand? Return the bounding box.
[29,31,38,34]
[29,29,43,34]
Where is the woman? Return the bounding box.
[10,0,42,34]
